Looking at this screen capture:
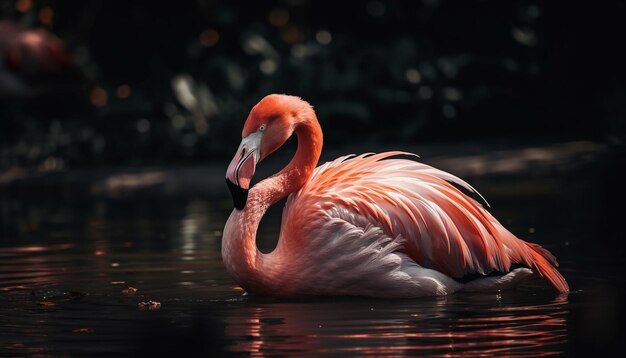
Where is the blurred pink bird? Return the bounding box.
[0,21,83,102]
[223,94,569,298]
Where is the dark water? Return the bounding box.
[0,172,624,356]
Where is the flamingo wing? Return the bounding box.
[282,152,568,293]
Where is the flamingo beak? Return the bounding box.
[225,132,261,210]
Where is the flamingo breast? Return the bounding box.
[269,212,460,297]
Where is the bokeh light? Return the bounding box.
[15,0,32,12]
[268,9,289,27]
[315,30,332,45]
[116,84,131,99]
[38,6,54,27]
[90,87,108,107]
[199,29,219,48]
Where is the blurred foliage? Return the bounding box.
[1,0,624,170]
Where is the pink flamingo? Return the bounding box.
[223,94,569,297]
[0,21,74,99]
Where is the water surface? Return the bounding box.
[0,169,623,356]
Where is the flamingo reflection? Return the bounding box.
[223,295,567,356]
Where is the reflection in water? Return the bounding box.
[179,199,213,261]
[0,244,75,291]
[223,295,568,356]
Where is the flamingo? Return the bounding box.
[0,21,75,99]
[223,94,569,298]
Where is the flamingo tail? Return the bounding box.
[526,242,569,293]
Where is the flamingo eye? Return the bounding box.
[258,124,266,132]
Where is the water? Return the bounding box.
[0,167,623,356]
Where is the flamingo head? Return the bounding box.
[226,94,312,209]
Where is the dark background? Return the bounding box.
[2,2,626,356]
[1,0,625,170]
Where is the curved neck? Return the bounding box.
[256,118,323,211]
[222,116,322,293]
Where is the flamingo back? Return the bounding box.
[281,152,568,293]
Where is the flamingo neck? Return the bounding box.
[222,116,322,293]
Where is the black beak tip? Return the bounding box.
[226,178,248,210]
